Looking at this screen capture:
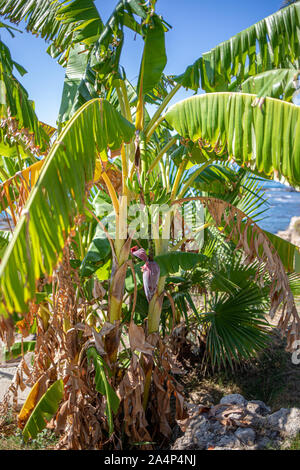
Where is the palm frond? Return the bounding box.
[172,195,300,350]
[203,286,271,368]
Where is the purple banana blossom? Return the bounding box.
[142,261,160,302]
[130,246,148,262]
[131,246,160,302]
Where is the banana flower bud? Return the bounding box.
[131,246,160,302]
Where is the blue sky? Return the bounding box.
[0,0,287,126]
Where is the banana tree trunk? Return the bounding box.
[142,236,169,410]
[106,206,132,364]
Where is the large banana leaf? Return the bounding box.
[0,232,9,258]
[89,0,149,82]
[22,379,64,442]
[0,99,135,314]
[80,225,111,277]
[165,93,300,188]
[58,43,97,124]
[0,0,74,63]
[135,13,167,129]
[86,346,120,435]
[174,2,300,92]
[0,0,102,64]
[56,0,104,47]
[0,154,121,231]
[240,69,300,102]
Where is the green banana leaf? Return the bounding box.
[58,43,94,124]
[155,252,208,276]
[0,98,135,315]
[0,0,102,64]
[165,92,300,188]
[0,0,74,64]
[0,232,10,259]
[22,379,64,442]
[240,68,300,102]
[56,0,104,47]
[136,14,167,102]
[89,0,149,82]
[174,2,300,92]
[4,340,36,361]
[86,346,120,435]
[80,226,111,277]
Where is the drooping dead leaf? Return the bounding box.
[91,329,106,356]
[0,316,14,350]
[129,322,155,355]
[118,353,152,446]
[92,280,105,299]
[173,196,300,350]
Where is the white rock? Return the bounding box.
[248,400,271,416]
[277,216,300,246]
[266,408,300,437]
[219,394,247,407]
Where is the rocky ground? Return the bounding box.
[172,393,300,450]
[277,216,300,246]
[167,327,300,450]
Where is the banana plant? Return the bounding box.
[1,0,300,448]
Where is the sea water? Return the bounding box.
[257,180,300,234]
